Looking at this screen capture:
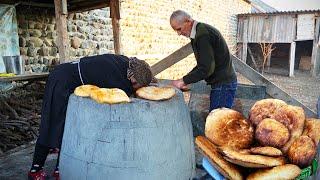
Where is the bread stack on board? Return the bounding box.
[196,98,320,180]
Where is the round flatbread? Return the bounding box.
[74,84,99,97]
[90,88,130,104]
[271,105,305,153]
[302,118,320,146]
[288,136,316,168]
[136,86,176,101]
[249,99,287,126]
[249,146,283,157]
[255,118,290,148]
[219,147,286,168]
[247,164,301,180]
[205,108,254,149]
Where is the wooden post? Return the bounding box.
[289,42,296,77]
[54,0,69,63]
[311,16,320,76]
[110,0,121,54]
[242,43,248,63]
[242,18,248,63]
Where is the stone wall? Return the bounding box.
[16,7,114,73]
[15,0,251,78]
[120,0,251,79]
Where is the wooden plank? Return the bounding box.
[289,41,296,77]
[248,46,258,70]
[232,55,317,117]
[110,0,121,54]
[0,73,49,82]
[151,43,193,75]
[54,0,69,63]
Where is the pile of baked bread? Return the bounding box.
[196,98,320,180]
[73,84,176,104]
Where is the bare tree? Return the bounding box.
[259,43,275,75]
[231,44,242,58]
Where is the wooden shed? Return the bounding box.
[237,10,320,77]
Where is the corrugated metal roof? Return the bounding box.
[238,9,320,16]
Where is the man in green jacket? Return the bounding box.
[170,10,237,111]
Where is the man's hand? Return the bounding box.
[171,79,187,89]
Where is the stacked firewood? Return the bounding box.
[0,82,45,154]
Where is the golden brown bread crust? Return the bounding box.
[219,147,286,168]
[195,136,243,180]
[136,86,176,101]
[255,118,290,148]
[74,85,99,97]
[90,88,130,104]
[287,135,316,168]
[271,105,305,153]
[249,146,283,157]
[302,118,320,146]
[205,108,254,149]
[249,99,287,126]
[247,164,301,180]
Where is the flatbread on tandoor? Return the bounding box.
[74,84,99,97]
[136,86,176,101]
[90,88,130,104]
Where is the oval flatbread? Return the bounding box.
[247,164,301,180]
[74,84,99,97]
[136,86,176,101]
[249,146,283,157]
[195,136,243,180]
[219,147,286,168]
[90,88,130,104]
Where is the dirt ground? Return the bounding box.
[237,69,320,113]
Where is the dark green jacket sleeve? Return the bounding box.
[183,35,216,84]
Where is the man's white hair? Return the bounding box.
[170,10,192,24]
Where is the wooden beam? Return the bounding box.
[232,55,317,117]
[248,46,259,70]
[289,42,296,77]
[110,0,121,54]
[68,2,110,13]
[151,43,193,75]
[54,0,69,63]
[0,73,49,82]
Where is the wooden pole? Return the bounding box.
[110,0,121,54]
[54,0,69,63]
[311,17,320,76]
[289,42,296,77]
